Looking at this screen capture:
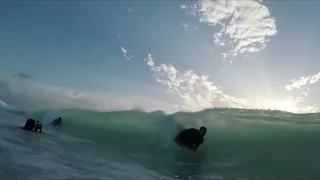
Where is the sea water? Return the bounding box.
[1,106,320,180]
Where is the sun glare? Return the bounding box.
[270,101,297,112]
[253,98,298,112]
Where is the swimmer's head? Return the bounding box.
[199,126,207,136]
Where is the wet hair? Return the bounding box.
[199,126,207,131]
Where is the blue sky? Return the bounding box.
[0,1,320,113]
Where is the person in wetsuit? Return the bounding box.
[33,121,43,133]
[21,119,36,131]
[174,126,207,152]
[51,117,62,126]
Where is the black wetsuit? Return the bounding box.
[22,119,36,131]
[175,128,204,150]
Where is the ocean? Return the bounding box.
[0,105,320,180]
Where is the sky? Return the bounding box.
[0,0,320,114]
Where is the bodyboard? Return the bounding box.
[20,126,41,133]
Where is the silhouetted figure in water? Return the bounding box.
[175,126,207,152]
[51,117,62,126]
[21,119,36,131]
[33,121,42,133]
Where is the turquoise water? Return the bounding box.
[1,107,320,180]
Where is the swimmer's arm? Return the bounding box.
[179,142,196,151]
[175,139,197,152]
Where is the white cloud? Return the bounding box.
[301,88,310,97]
[180,4,187,10]
[286,72,320,91]
[285,72,320,109]
[181,22,199,31]
[297,105,319,113]
[181,22,188,30]
[0,100,7,107]
[182,0,277,58]
[128,8,132,12]
[145,54,248,111]
[121,47,132,60]
[0,80,179,113]
[145,54,320,113]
